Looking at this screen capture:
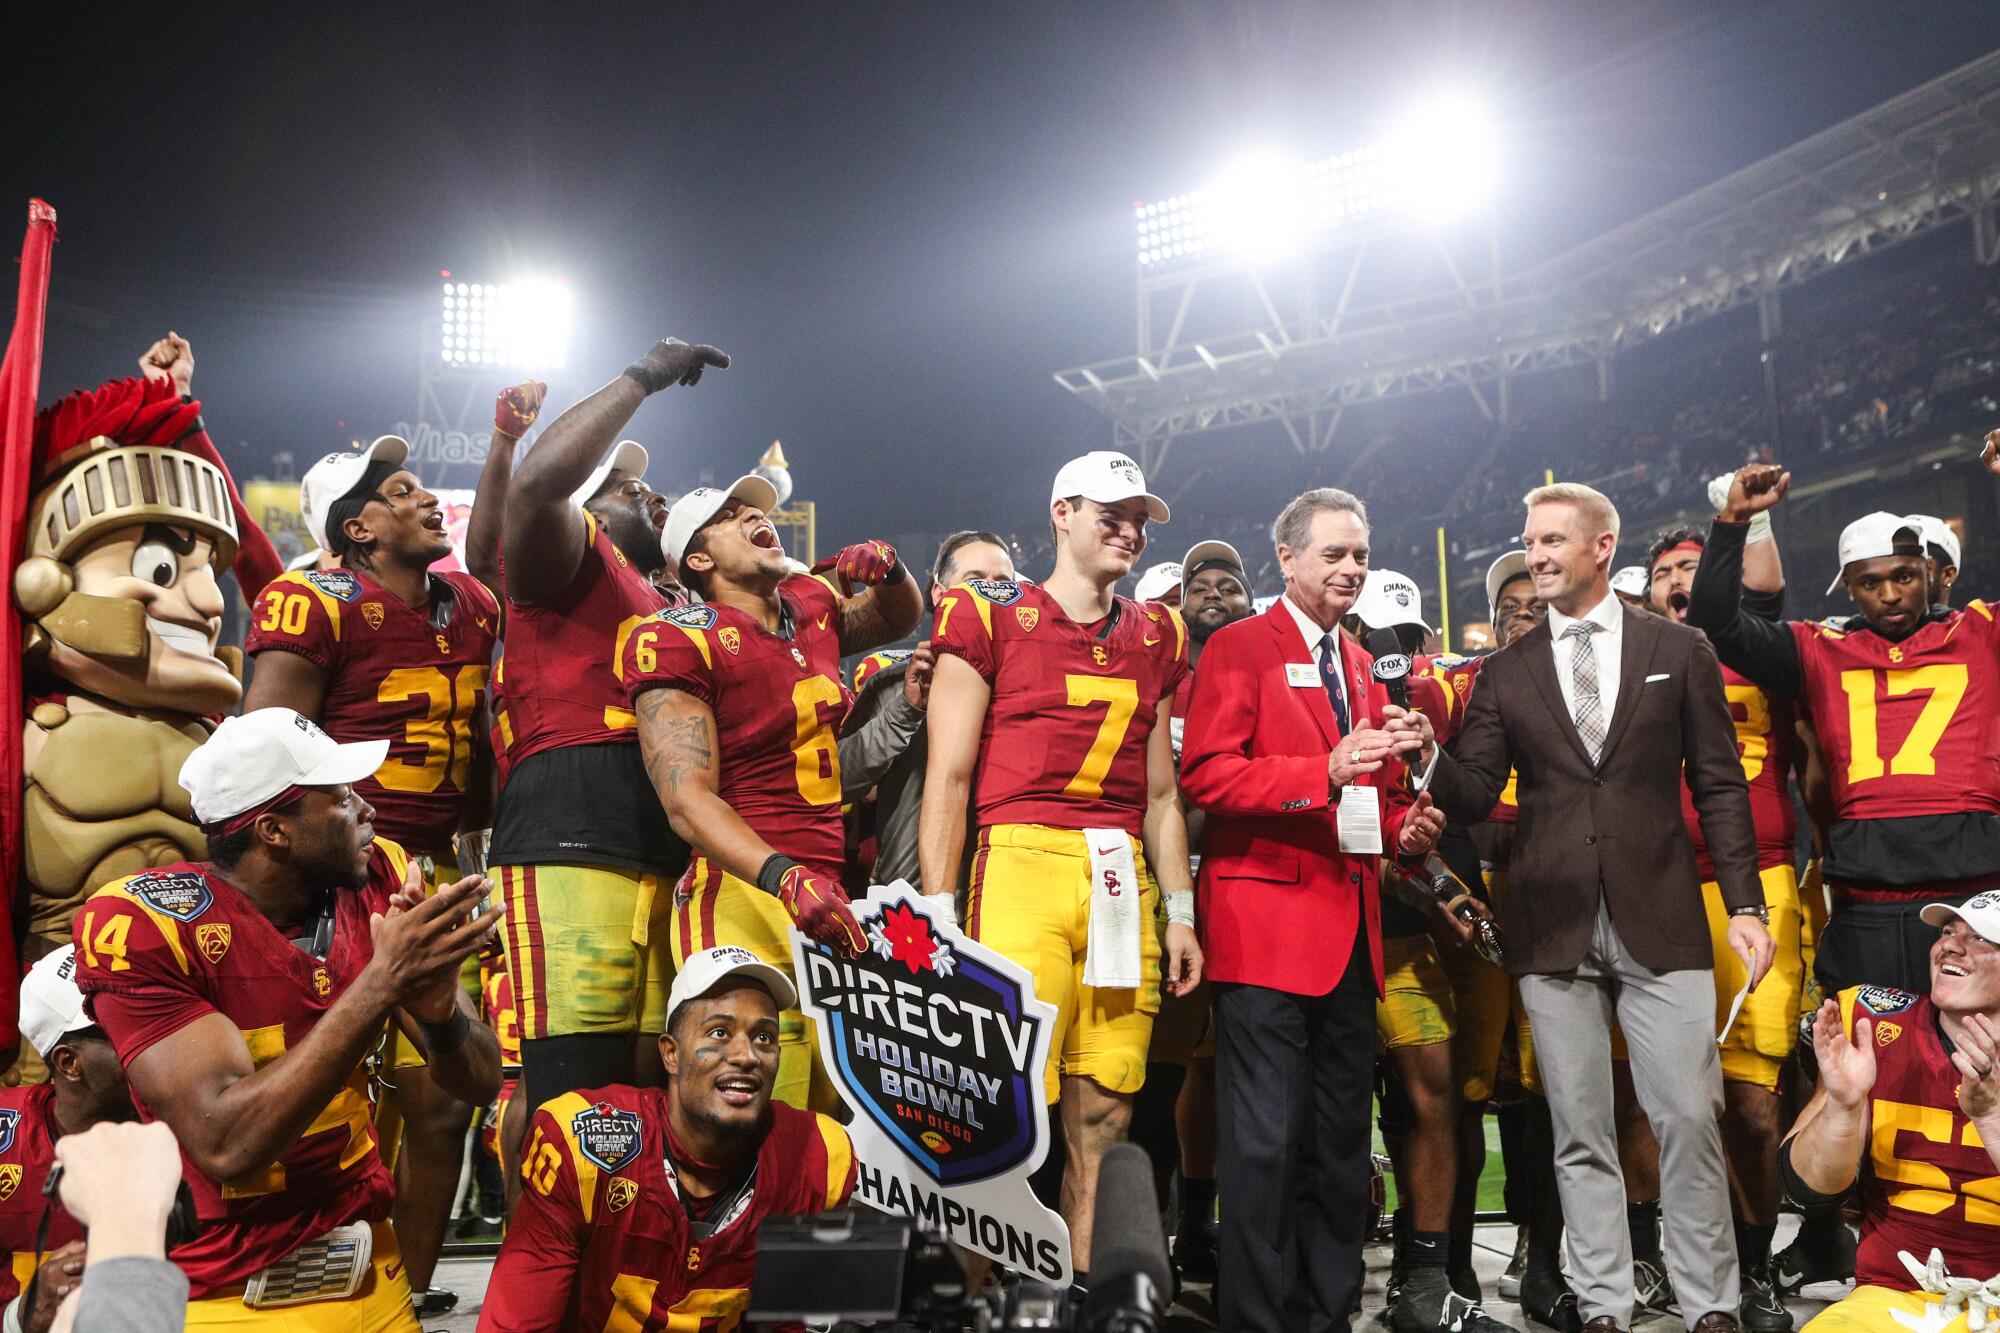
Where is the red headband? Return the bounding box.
[1653,540,1702,569]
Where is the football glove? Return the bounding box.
[813,540,901,593]
[761,855,866,955]
[494,381,547,438]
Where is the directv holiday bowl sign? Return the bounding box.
[795,883,1072,1284]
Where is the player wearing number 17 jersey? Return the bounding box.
[629,475,922,1111]
[923,451,1202,1275]
[1688,463,2000,996]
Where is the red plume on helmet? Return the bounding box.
[32,374,202,472]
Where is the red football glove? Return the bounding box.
[773,863,866,956]
[812,540,900,594]
[494,380,548,438]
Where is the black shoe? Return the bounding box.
[1519,1273,1585,1333]
[1449,1264,1482,1303]
[1738,1260,1794,1331]
[1390,1266,1513,1333]
[1633,1256,1677,1313]
[412,1288,460,1316]
[454,1212,504,1240]
[1771,1217,1856,1295]
[1172,1219,1217,1283]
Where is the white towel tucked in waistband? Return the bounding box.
[1081,828,1142,990]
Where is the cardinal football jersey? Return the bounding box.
[246,567,499,856]
[1793,604,2000,824]
[934,580,1189,837]
[0,1083,81,1306]
[622,575,851,878]
[71,845,407,1297]
[1681,664,1797,881]
[1837,984,2000,1288]
[495,510,666,767]
[479,1085,854,1332]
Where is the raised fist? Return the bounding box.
[623,338,731,394]
[774,863,866,956]
[1719,463,1790,522]
[813,540,899,594]
[494,380,547,438]
[138,332,194,397]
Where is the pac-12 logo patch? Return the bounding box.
[196,923,232,963]
[1016,607,1039,633]
[0,1109,18,1156]
[361,602,385,630]
[304,571,360,602]
[127,871,213,922]
[571,1102,643,1173]
[0,1165,20,1201]
[1857,985,1917,1016]
[606,1177,638,1212]
[664,605,718,631]
[966,578,1022,606]
[719,627,741,655]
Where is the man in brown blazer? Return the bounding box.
[1410,484,1774,1333]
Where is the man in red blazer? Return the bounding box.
[1181,488,1452,1333]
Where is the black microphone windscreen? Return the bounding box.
[1085,1142,1172,1297]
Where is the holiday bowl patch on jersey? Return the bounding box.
[125,870,213,922]
[570,1101,643,1173]
[1857,985,1918,1016]
[664,604,718,631]
[965,578,1023,605]
[303,570,360,602]
[0,1109,18,1156]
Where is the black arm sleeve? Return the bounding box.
[1741,584,1785,623]
[1778,1134,1850,1215]
[1684,519,1804,699]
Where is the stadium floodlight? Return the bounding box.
[437,278,574,370]
[1133,98,1493,269]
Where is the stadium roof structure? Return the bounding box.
[1054,50,2000,472]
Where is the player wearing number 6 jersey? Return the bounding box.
[629,475,922,1111]
[922,451,1202,1276]
[243,436,501,1313]
[1688,459,2000,997]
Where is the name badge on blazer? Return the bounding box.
[1285,663,1319,687]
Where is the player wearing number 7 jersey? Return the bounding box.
[628,475,923,1112]
[1688,460,2000,997]
[921,451,1202,1276]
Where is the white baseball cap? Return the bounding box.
[179,709,388,827]
[1050,451,1169,522]
[659,473,780,566]
[1610,565,1649,599]
[570,439,651,510]
[1354,569,1432,633]
[1910,514,1962,573]
[666,945,798,1028]
[1182,539,1245,590]
[300,436,410,553]
[1134,562,1183,603]
[20,947,91,1059]
[1485,550,1531,618]
[1827,512,1926,594]
[1921,890,2000,939]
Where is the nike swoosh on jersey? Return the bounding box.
[1144,637,1159,646]
[817,615,829,630]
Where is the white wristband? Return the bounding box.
[1745,510,1774,545]
[1165,889,1196,929]
[4,1291,24,1333]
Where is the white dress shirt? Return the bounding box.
[1546,590,1624,732]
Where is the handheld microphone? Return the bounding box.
[1366,628,1412,710]
[1081,1142,1170,1332]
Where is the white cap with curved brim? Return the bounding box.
[20,946,90,1060]
[659,473,780,566]
[1910,514,1962,574]
[570,439,650,510]
[667,945,798,1027]
[1134,562,1183,603]
[1485,550,1531,619]
[1921,890,2000,938]
[1354,569,1432,634]
[1827,512,1926,595]
[1610,565,1649,599]
[1050,451,1169,522]
[179,708,388,826]
[300,435,410,553]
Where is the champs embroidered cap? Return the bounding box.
[1610,565,1649,598]
[20,947,91,1059]
[1050,451,1170,522]
[1827,511,1926,594]
[1354,569,1432,634]
[1484,550,1530,618]
[667,945,798,1027]
[299,435,409,553]
[658,473,780,566]
[1921,891,2000,939]
[1134,562,1183,603]
[569,439,650,510]
[179,708,388,826]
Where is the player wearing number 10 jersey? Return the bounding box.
[631,474,922,1111]
[923,451,1201,1275]
[1689,470,2000,997]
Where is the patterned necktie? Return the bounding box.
[1563,620,1606,763]
[1318,632,1349,736]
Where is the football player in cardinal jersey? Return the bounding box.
[70,710,502,1330]
[921,450,1202,1273]
[1687,456,2000,998]
[626,476,922,1111]
[243,435,501,1311]
[478,947,855,1333]
[487,340,726,1118]
[1782,891,2000,1331]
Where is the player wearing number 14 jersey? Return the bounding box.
[923,451,1201,1275]
[629,474,922,1111]
[1689,466,2000,997]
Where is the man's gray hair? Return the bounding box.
[1273,487,1369,552]
[1523,482,1621,542]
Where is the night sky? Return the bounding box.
[9,2,2000,552]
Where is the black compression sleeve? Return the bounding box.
[1778,1134,1850,1214]
[1685,519,1804,698]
